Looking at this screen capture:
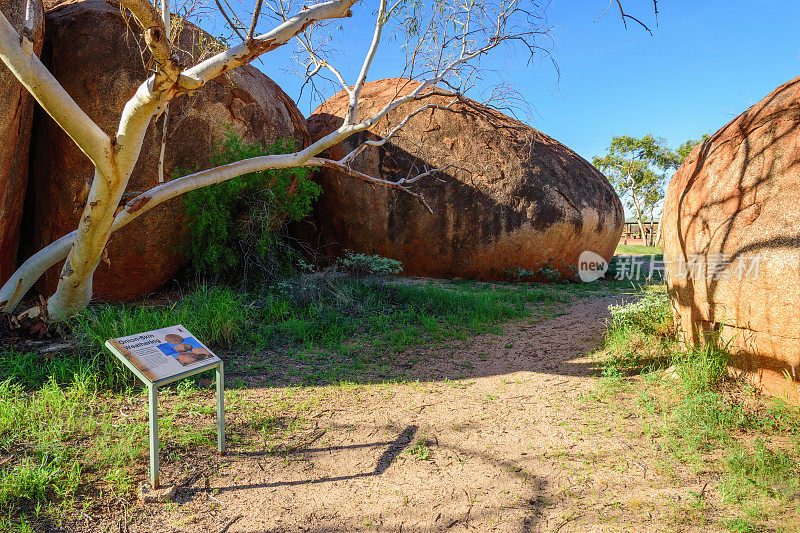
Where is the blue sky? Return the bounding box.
[220,0,800,164]
[523,0,800,161]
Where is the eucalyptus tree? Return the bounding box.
[676,134,710,163]
[0,0,658,321]
[642,177,663,246]
[592,134,679,244]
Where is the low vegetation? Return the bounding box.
[601,287,800,531]
[70,274,569,388]
[0,265,584,528]
[1,132,796,531]
[1,134,608,529]
[614,244,664,256]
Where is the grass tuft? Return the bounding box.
[601,287,800,529]
[69,284,250,388]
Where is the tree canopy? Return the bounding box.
[592,134,680,245]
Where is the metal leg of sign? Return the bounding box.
[148,383,160,488]
[216,362,225,455]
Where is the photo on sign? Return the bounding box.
[157,335,214,366]
[105,325,221,383]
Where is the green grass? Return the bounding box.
[0,366,297,528]
[614,244,664,256]
[254,278,561,351]
[64,276,575,388]
[239,276,575,385]
[68,284,252,388]
[600,288,800,529]
[407,438,431,461]
[0,348,90,390]
[0,376,146,522]
[0,274,600,527]
[602,286,675,377]
[723,439,799,504]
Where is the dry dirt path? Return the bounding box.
[111,292,711,533]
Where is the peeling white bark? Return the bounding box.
[46,80,164,319]
[157,0,170,183]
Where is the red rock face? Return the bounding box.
[0,0,43,285]
[303,78,624,281]
[663,75,800,402]
[23,0,308,301]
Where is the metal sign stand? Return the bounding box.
[107,349,225,488]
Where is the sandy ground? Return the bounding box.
[82,292,727,533]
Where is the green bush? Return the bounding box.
[602,289,675,376]
[607,290,673,338]
[338,251,403,277]
[180,132,321,284]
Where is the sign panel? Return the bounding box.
[105,325,220,383]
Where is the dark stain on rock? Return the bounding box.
[301,78,624,280]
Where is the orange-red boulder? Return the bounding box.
[663,75,800,401]
[0,0,43,285]
[23,0,307,301]
[303,78,623,280]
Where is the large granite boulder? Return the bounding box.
[23,0,308,301]
[663,75,800,400]
[303,78,624,280]
[0,0,43,286]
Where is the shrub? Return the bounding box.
[181,131,321,285]
[602,289,675,376]
[607,290,673,338]
[338,251,403,277]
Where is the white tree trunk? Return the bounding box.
[157,0,169,183]
[630,190,647,244]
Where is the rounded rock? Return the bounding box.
[302,78,623,281]
[0,0,43,286]
[663,75,800,400]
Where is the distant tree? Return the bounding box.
[676,134,711,164]
[593,135,679,246]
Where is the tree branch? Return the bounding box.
[117,0,182,88]
[0,147,438,312]
[22,0,40,42]
[344,0,389,125]
[613,0,653,35]
[177,0,357,94]
[214,0,245,40]
[247,0,263,41]
[1,0,546,318]
[0,9,113,176]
